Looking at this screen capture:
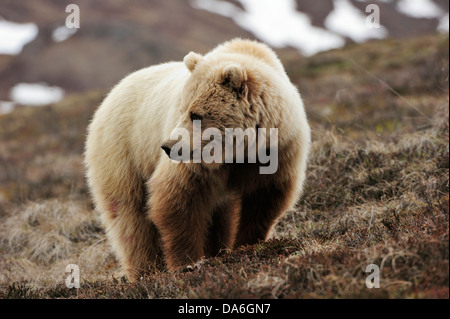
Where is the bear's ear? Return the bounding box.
[221,64,248,96]
[184,52,203,72]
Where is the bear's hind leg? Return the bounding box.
[103,201,163,280]
[98,177,163,281]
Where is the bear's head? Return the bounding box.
[161,51,276,169]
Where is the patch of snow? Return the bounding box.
[0,101,15,115]
[437,13,449,33]
[396,0,443,19]
[325,0,388,42]
[52,26,78,42]
[0,19,38,55]
[10,83,65,106]
[192,0,345,56]
[355,0,392,3]
[191,0,238,17]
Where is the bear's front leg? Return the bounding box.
[148,162,215,270]
[234,178,298,248]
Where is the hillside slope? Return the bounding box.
[0,0,256,99]
[1,0,448,101]
[0,34,448,298]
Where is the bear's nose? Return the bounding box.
[161,144,171,157]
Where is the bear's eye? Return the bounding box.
[190,112,202,122]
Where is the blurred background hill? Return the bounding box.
[0,0,448,105]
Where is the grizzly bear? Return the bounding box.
[84,39,311,280]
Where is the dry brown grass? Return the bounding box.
[0,34,448,299]
[0,199,117,288]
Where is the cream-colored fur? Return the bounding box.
[84,39,311,280]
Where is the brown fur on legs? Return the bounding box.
[204,195,240,257]
[148,162,221,270]
[105,205,163,280]
[96,176,164,281]
[234,180,295,248]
